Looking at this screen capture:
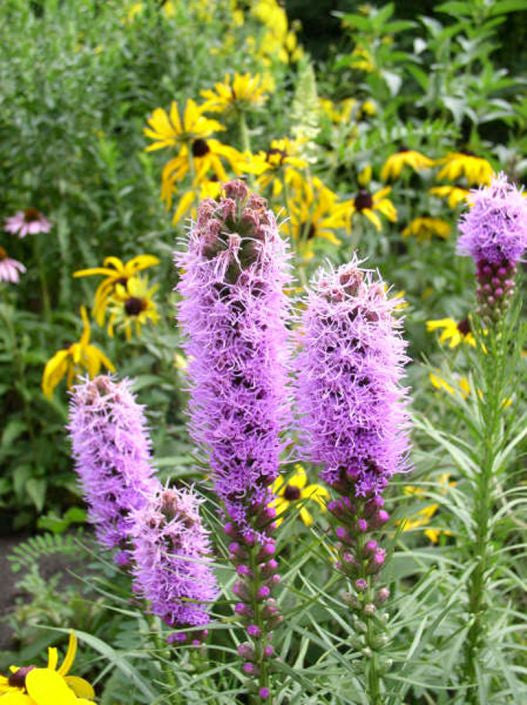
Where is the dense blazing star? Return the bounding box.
[457,173,527,318]
[177,179,290,696]
[296,258,410,597]
[68,376,160,565]
[130,486,218,642]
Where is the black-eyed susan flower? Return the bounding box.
[380,147,434,182]
[243,137,307,197]
[403,474,455,543]
[144,99,224,152]
[74,254,159,326]
[42,307,115,398]
[200,72,274,116]
[0,632,94,703]
[107,276,160,340]
[429,184,470,208]
[346,186,397,231]
[402,216,451,242]
[270,465,329,527]
[171,180,223,225]
[436,150,494,186]
[160,139,244,206]
[285,177,349,258]
[426,317,475,348]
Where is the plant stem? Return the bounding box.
[238,110,251,154]
[33,235,51,323]
[148,614,181,705]
[248,541,271,704]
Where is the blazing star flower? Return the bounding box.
[426,318,475,348]
[68,375,160,564]
[437,151,494,186]
[402,217,451,242]
[73,254,159,326]
[457,173,527,317]
[42,307,115,398]
[346,186,397,231]
[297,258,410,497]
[177,180,288,680]
[0,247,26,284]
[0,631,95,703]
[200,72,274,115]
[429,184,470,208]
[270,465,329,527]
[106,275,160,340]
[130,486,218,641]
[380,147,433,182]
[4,209,52,238]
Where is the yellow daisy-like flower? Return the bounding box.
[380,147,434,182]
[426,317,475,348]
[319,97,356,124]
[429,371,471,399]
[144,99,224,153]
[0,633,94,703]
[270,465,329,527]
[171,179,223,225]
[251,0,303,64]
[346,186,397,231]
[429,184,470,208]
[403,474,455,543]
[436,151,494,186]
[73,254,159,326]
[285,177,349,257]
[402,217,451,242]
[200,72,274,115]
[360,99,377,117]
[160,139,244,206]
[42,307,115,398]
[243,137,307,197]
[107,276,160,340]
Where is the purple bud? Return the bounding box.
[247,624,261,638]
[257,585,271,599]
[259,687,270,699]
[355,579,368,592]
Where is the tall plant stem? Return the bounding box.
[148,614,181,705]
[248,541,271,704]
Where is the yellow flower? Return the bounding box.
[42,307,115,398]
[270,465,329,527]
[350,45,374,72]
[144,99,224,153]
[200,72,274,115]
[380,147,434,182]
[251,1,303,64]
[426,317,475,348]
[285,177,349,257]
[243,137,307,197]
[346,186,397,231]
[403,474,455,543]
[360,99,377,117]
[429,184,470,208]
[429,371,471,399]
[0,632,94,703]
[319,98,356,124]
[402,217,451,242]
[160,139,244,206]
[73,254,159,326]
[436,151,494,186]
[107,276,160,340]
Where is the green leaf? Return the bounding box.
[26,478,46,512]
[489,0,527,15]
[2,419,27,447]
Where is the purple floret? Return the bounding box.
[296,258,410,497]
[457,172,527,266]
[130,486,218,634]
[176,180,291,533]
[68,376,160,562]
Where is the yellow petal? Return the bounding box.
[64,676,95,700]
[0,694,35,704]
[288,466,307,490]
[42,351,71,398]
[58,633,77,677]
[299,507,314,526]
[46,647,59,671]
[26,669,76,705]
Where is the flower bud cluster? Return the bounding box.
[475,260,515,321]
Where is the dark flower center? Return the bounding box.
[115,276,128,287]
[354,189,373,211]
[299,221,316,240]
[124,297,147,316]
[457,317,471,336]
[283,485,301,501]
[266,147,287,164]
[460,149,475,157]
[8,665,35,688]
[192,139,210,157]
[0,246,7,260]
[397,145,409,153]
[24,208,41,222]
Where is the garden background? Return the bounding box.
[1,1,527,704]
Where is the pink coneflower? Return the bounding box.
[4,208,52,238]
[0,247,26,283]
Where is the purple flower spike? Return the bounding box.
[176,180,291,695]
[130,486,218,639]
[457,173,527,318]
[68,376,161,564]
[296,258,410,606]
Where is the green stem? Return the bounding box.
[248,542,271,704]
[238,111,251,154]
[33,235,51,323]
[148,615,181,705]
